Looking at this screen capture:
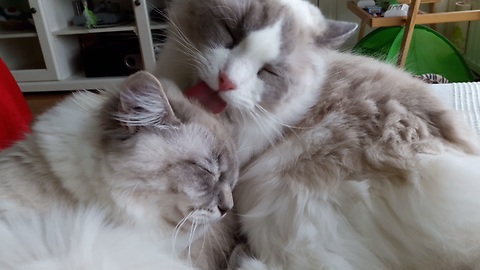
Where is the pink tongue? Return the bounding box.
[185,81,227,114]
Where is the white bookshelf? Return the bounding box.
[0,29,37,39]
[53,23,137,36]
[0,0,166,92]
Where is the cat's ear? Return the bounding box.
[116,71,181,131]
[315,20,358,49]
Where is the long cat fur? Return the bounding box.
[155,0,480,269]
[0,206,194,270]
[0,71,239,270]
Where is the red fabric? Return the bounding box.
[0,58,32,150]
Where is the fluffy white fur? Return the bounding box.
[236,146,480,269]
[0,206,193,270]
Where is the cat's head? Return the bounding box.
[99,71,238,230]
[160,0,357,115]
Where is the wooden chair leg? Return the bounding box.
[429,3,437,30]
[397,0,422,68]
[357,20,367,42]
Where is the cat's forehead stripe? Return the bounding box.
[239,20,283,64]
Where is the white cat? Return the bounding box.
[156,0,480,269]
[0,71,239,269]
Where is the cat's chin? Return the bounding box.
[185,81,227,114]
[190,211,224,225]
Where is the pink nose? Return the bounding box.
[218,72,236,92]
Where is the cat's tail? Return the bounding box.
[0,206,194,270]
[430,106,480,155]
[371,152,480,268]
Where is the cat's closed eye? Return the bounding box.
[222,22,237,49]
[258,65,279,77]
[198,165,214,176]
[187,160,215,176]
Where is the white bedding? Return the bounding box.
[430,82,480,133]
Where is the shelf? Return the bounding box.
[348,1,480,28]
[348,0,480,67]
[8,0,161,90]
[18,72,126,92]
[53,22,137,36]
[347,1,409,28]
[398,0,440,3]
[0,29,38,39]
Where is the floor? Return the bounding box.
[23,91,73,117]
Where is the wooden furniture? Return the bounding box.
[347,0,440,42]
[398,0,439,14]
[397,0,480,67]
[348,0,480,68]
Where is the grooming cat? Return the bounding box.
[155,0,480,269]
[0,71,239,269]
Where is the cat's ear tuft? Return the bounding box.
[115,71,180,130]
[316,20,358,49]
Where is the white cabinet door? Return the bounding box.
[1,0,59,82]
[133,0,156,72]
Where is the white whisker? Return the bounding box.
[187,218,199,267]
[172,211,195,259]
[193,223,208,267]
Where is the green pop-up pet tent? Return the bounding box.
[352,25,474,82]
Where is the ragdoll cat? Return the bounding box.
[0,71,239,270]
[156,0,480,269]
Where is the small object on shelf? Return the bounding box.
[79,33,143,77]
[384,3,409,17]
[4,7,22,17]
[72,12,131,27]
[375,0,400,9]
[82,0,97,28]
[0,6,35,31]
[72,1,131,28]
[357,0,376,8]
[364,5,383,15]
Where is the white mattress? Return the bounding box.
[430,82,480,133]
